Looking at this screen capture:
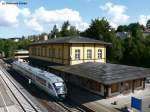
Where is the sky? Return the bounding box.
[0,0,150,38]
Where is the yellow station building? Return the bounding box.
[29,36,150,98]
[29,36,110,65]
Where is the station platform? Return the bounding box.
[68,84,118,112]
[0,63,44,112]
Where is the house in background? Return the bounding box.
[116,32,131,39]
[14,50,29,61]
[28,34,48,42]
[9,37,21,42]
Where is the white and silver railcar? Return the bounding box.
[12,61,67,100]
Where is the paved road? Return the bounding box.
[141,95,150,112]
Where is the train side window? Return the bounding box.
[48,83,53,90]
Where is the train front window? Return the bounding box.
[53,82,65,94]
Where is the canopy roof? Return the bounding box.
[49,62,150,85]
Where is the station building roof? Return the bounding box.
[49,62,150,85]
[30,36,111,46]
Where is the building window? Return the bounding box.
[34,48,36,55]
[52,48,55,58]
[42,47,44,56]
[58,48,61,58]
[38,48,40,56]
[45,47,47,57]
[87,49,92,59]
[98,49,102,59]
[75,49,80,60]
[49,48,51,57]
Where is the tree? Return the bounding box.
[82,18,114,42]
[81,18,124,63]
[116,25,128,32]
[3,40,18,57]
[50,25,61,38]
[108,38,124,63]
[128,23,143,39]
[0,39,4,52]
[69,26,79,36]
[146,19,150,28]
[61,21,70,37]
[122,38,145,66]
[60,21,79,37]
[17,39,32,49]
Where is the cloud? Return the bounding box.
[0,1,88,32]
[0,1,20,26]
[25,18,43,32]
[24,7,88,32]
[139,15,150,26]
[75,22,89,31]
[20,8,31,17]
[100,2,129,28]
[34,7,82,24]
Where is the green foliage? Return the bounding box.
[17,39,32,49]
[50,25,61,38]
[82,18,114,42]
[116,25,128,32]
[1,18,150,68]
[61,21,70,37]
[0,39,4,52]
[0,38,32,58]
[108,38,124,63]
[69,26,79,36]
[128,23,143,39]
[50,22,79,39]
[81,18,124,63]
[60,21,79,37]
[80,18,150,67]
[146,19,150,28]
[122,38,145,66]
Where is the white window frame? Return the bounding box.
[87,49,92,59]
[98,49,102,59]
[75,49,80,60]
[49,48,51,57]
[58,48,61,58]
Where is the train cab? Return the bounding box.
[53,82,67,99]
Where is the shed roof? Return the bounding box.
[49,62,150,85]
[30,36,111,46]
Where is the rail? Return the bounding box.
[1,59,93,112]
[0,60,41,112]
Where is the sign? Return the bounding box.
[131,97,142,111]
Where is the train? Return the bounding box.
[12,61,67,100]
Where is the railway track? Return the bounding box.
[1,59,91,112]
[56,101,86,112]
[0,60,41,112]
